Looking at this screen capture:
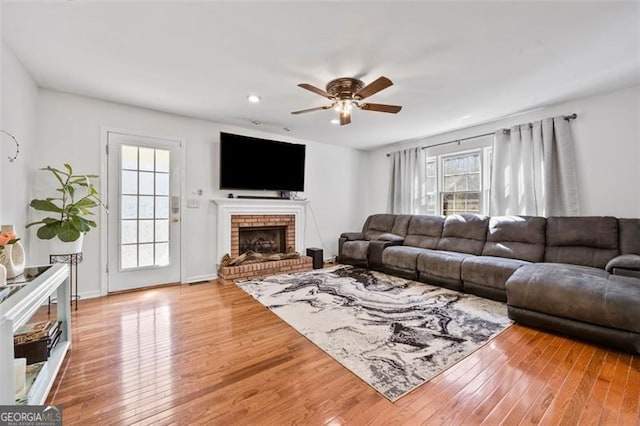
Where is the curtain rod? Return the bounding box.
[386,113,577,157]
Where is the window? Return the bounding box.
[441,152,481,215]
[120,145,171,269]
[425,159,438,214]
[423,137,493,215]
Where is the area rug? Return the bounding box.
[236,266,512,401]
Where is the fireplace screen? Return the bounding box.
[239,226,286,255]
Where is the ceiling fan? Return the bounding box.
[291,76,402,125]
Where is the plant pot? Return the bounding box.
[0,264,6,287]
[48,233,84,255]
[0,243,26,279]
[0,224,26,278]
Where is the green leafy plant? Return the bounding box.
[26,164,106,242]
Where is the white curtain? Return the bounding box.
[490,116,579,216]
[387,147,426,214]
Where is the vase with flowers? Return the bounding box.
[0,227,23,284]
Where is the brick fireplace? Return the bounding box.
[231,214,296,257]
[213,198,313,282]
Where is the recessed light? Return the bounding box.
[251,120,262,125]
[330,119,339,125]
[247,95,261,103]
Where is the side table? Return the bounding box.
[49,252,82,311]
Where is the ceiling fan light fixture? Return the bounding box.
[292,76,400,125]
[335,99,353,114]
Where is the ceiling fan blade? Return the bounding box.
[298,83,334,99]
[354,76,393,99]
[291,105,332,114]
[340,112,351,126]
[359,103,402,114]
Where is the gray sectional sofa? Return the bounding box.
[338,214,640,353]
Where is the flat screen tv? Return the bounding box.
[219,132,306,191]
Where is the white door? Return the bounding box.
[106,131,182,292]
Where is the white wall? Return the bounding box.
[365,85,640,218]
[34,89,366,297]
[0,42,38,245]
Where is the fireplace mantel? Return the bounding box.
[211,198,308,268]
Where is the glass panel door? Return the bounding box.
[107,132,182,293]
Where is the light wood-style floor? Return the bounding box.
[40,278,639,425]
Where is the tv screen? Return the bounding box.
[219,132,306,191]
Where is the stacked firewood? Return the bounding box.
[219,247,300,267]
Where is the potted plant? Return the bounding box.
[27,164,106,254]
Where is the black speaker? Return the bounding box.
[306,247,323,269]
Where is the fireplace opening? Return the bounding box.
[239,226,286,255]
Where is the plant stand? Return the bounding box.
[49,253,82,311]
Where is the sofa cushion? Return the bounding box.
[545,216,619,269]
[363,214,394,240]
[363,214,411,240]
[506,263,640,334]
[437,214,489,255]
[461,256,530,290]
[341,241,369,261]
[619,218,640,255]
[417,250,474,281]
[382,246,426,271]
[378,233,405,242]
[482,216,546,262]
[403,215,445,249]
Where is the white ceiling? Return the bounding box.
[3,1,639,150]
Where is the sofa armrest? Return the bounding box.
[606,254,640,278]
[376,233,404,242]
[341,232,366,241]
[368,239,404,270]
[338,234,366,263]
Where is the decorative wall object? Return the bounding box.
[1,130,20,163]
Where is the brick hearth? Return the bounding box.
[218,257,313,283]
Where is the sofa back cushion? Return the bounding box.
[403,215,445,249]
[544,216,619,268]
[482,216,546,262]
[437,214,489,255]
[619,218,640,255]
[362,214,411,240]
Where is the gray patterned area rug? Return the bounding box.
[236,265,512,401]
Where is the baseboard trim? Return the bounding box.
[78,290,103,300]
[182,273,218,284]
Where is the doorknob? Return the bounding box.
[172,216,180,223]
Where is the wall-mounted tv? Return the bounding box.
[219,132,306,191]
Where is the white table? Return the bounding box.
[0,264,71,404]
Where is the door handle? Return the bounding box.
[172,216,180,223]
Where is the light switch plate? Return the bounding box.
[187,199,200,208]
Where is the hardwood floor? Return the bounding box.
[37,279,639,425]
